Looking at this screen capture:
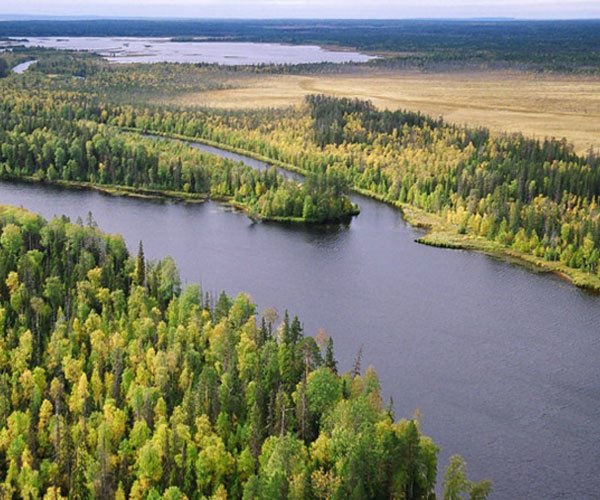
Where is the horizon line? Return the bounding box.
[1,15,600,22]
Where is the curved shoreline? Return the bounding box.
[0,170,359,226]
[11,59,37,73]
[125,128,600,293]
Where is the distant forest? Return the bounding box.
[1,19,599,72]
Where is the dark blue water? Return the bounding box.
[1,145,599,499]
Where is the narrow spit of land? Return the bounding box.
[128,130,600,293]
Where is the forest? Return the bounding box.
[80,94,600,289]
[2,50,599,287]
[0,205,491,498]
[0,58,8,78]
[0,83,357,224]
[1,38,597,497]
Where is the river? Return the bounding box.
[11,59,37,73]
[1,142,599,499]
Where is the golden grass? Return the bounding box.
[158,70,600,154]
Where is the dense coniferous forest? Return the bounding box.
[0,205,495,498]
[0,58,8,78]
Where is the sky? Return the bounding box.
[1,0,599,20]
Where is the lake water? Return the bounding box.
[1,143,599,499]
[12,37,375,65]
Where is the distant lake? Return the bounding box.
[12,37,376,65]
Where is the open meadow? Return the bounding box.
[160,70,600,154]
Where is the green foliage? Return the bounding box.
[443,455,492,500]
[133,241,146,287]
[107,92,600,279]
[0,85,357,223]
[0,58,8,79]
[306,368,342,420]
[307,94,441,147]
[0,206,448,497]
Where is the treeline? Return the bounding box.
[0,206,494,498]
[307,95,444,147]
[4,47,232,105]
[0,58,8,78]
[1,19,599,73]
[0,46,107,79]
[95,95,600,279]
[0,89,357,223]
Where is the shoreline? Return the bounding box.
[0,175,208,203]
[354,187,600,293]
[0,174,358,226]
[128,128,600,293]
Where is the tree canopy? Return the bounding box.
[0,205,489,498]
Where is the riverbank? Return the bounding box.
[354,187,600,292]
[124,127,361,224]
[1,173,359,226]
[0,175,208,203]
[400,204,600,293]
[11,59,37,74]
[224,197,358,224]
[122,127,310,178]
[131,129,600,293]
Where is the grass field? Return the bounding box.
[160,70,600,154]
